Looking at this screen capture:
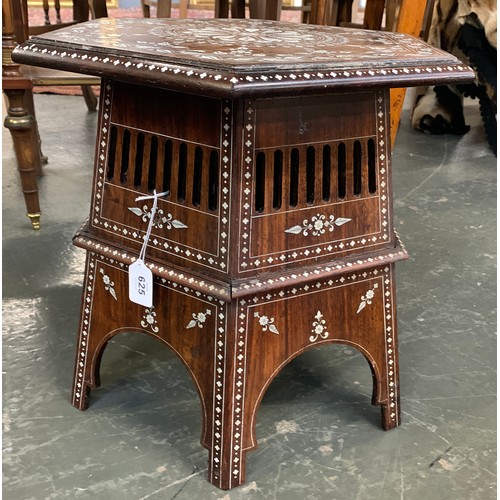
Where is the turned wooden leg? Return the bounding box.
[157,0,173,18]
[81,85,98,111]
[3,87,42,230]
[141,1,151,18]
[214,0,229,18]
[42,0,50,24]
[231,0,245,18]
[55,0,62,23]
[23,89,46,174]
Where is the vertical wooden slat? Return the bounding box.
[272,149,284,211]
[330,142,338,202]
[282,147,291,210]
[140,134,152,190]
[191,146,203,208]
[184,143,195,205]
[121,128,132,187]
[305,145,315,206]
[155,137,164,194]
[113,126,123,185]
[361,139,370,198]
[314,146,323,205]
[367,137,378,195]
[289,147,300,208]
[199,147,210,211]
[127,129,137,189]
[169,141,179,201]
[253,151,266,213]
[344,140,354,200]
[297,147,307,208]
[265,151,275,213]
[208,150,219,212]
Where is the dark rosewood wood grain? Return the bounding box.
[12,19,475,490]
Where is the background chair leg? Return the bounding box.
[80,84,98,111]
[4,87,42,230]
[23,89,47,174]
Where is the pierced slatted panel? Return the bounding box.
[252,137,378,214]
[106,125,219,212]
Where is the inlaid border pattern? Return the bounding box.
[74,230,407,299]
[229,301,248,488]
[19,42,470,89]
[91,80,112,230]
[238,91,390,273]
[239,268,388,312]
[72,253,96,408]
[383,269,398,425]
[210,291,227,486]
[90,80,233,272]
[377,92,390,239]
[233,244,406,295]
[75,236,231,300]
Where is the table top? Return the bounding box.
[14,18,473,97]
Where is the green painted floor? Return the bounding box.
[2,93,496,499]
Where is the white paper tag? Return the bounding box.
[128,259,153,307]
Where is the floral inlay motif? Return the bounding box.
[309,311,329,342]
[356,283,379,314]
[285,214,351,237]
[254,312,279,335]
[128,205,188,230]
[99,268,117,300]
[186,308,212,329]
[141,307,160,333]
[39,18,454,68]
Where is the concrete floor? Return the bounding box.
[2,93,496,499]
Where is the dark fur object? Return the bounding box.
[412,1,497,154]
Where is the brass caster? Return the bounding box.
[27,212,41,230]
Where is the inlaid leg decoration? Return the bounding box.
[71,252,225,413]
[222,264,402,472]
[72,256,402,487]
[71,253,248,490]
[204,304,249,490]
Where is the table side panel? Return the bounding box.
[89,80,233,274]
[239,91,393,274]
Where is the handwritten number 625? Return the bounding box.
[137,276,146,295]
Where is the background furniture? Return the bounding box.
[13,18,472,489]
[2,0,107,229]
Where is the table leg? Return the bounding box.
[215,0,230,18]
[3,87,42,230]
[71,248,401,488]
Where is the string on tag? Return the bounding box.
[135,190,168,262]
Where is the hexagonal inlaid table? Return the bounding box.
[14,18,473,489]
